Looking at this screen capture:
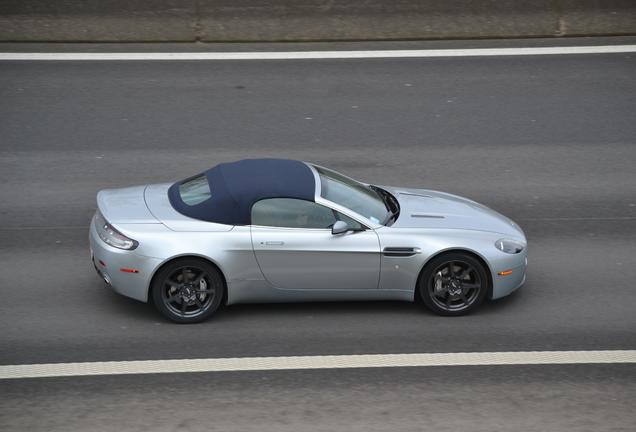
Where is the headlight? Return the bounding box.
[495,238,525,254]
[94,210,138,250]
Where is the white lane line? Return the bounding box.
[0,45,635,61]
[519,216,636,221]
[1,350,635,379]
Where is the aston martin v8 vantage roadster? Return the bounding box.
[90,158,527,323]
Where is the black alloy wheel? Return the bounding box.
[418,252,488,316]
[151,258,224,323]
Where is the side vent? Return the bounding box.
[383,247,421,257]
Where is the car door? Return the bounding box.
[250,198,381,290]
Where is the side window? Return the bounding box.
[335,211,364,230]
[252,198,336,229]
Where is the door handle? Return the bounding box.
[262,241,285,246]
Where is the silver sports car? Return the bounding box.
[90,158,527,323]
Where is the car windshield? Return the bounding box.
[313,165,390,224]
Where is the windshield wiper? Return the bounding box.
[371,185,400,225]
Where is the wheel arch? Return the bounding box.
[147,254,229,305]
[416,248,494,300]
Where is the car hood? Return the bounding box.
[382,186,525,238]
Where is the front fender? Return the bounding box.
[376,228,527,300]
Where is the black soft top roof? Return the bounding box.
[168,158,316,225]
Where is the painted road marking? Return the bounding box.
[0,45,635,61]
[1,350,635,379]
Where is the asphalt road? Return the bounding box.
[1,38,635,431]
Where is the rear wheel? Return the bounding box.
[151,258,224,323]
[418,252,488,316]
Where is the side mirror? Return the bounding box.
[331,220,349,235]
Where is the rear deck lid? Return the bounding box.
[97,185,159,224]
[145,183,233,232]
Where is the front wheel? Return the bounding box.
[151,258,224,323]
[418,253,488,316]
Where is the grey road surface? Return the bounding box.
[2,366,635,432]
[1,38,635,431]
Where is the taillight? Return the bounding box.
[94,210,138,250]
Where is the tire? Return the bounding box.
[151,258,225,323]
[418,252,488,316]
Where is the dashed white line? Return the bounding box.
[0,45,635,61]
[1,350,635,380]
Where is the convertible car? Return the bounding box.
[90,158,527,323]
